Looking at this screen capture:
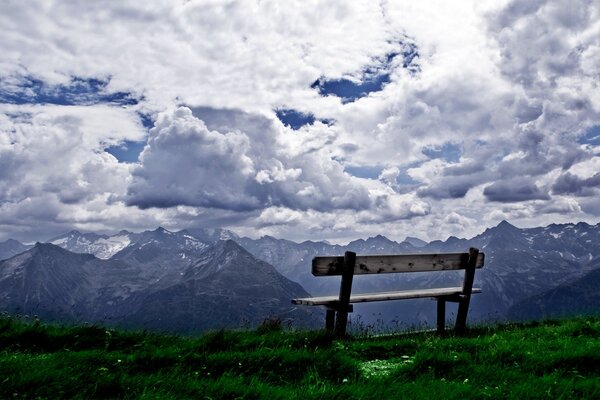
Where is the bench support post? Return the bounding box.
[455,247,479,333]
[325,309,336,331]
[436,299,446,333]
[334,251,356,336]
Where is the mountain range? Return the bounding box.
[239,220,600,325]
[0,230,316,333]
[0,221,598,331]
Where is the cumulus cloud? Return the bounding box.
[483,179,550,203]
[0,0,599,243]
[0,104,159,241]
[552,172,600,196]
[128,106,378,212]
[378,166,400,187]
[443,212,477,231]
[0,104,142,204]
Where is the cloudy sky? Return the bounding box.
[1,0,599,244]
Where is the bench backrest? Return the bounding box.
[312,252,485,276]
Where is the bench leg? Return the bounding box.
[436,299,446,333]
[455,298,469,334]
[456,248,478,334]
[325,309,335,332]
[335,310,349,336]
[334,251,356,337]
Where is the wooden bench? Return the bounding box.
[292,248,484,335]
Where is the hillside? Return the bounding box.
[0,315,598,399]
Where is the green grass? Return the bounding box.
[0,315,598,399]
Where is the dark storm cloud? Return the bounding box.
[552,172,600,196]
[417,180,473,200]
[483,180,550,203]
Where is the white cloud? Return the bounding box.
[0,0,599,242]
[126,106,429,223]
[127,106,375,211]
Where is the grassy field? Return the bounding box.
[0,315,598,399]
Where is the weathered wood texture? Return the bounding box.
[334,251,356,336]
[292,287,482,306]
[455,248,480,333]
[312,252,485,276]
[294,248,485,336]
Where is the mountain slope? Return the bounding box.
[507,265,600,321]
[0,240,318,332]
[0,243,95,319]
[125,240,318,332]
[0,239,31,261]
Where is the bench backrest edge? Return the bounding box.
[312,251,485,276]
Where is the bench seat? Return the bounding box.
[292,248,484,335]
[292,287,482,306]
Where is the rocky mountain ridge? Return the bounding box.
[0,240,316,333]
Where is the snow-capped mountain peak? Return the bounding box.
[48,230,132,259]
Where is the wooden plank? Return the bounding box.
[292,287,482,306]
[335,251,356,336]
[456,248,479,333]
[325,309,335,331]
[312,252,485,276]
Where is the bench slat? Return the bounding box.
[312,252,485,276]
[292,287,482,306]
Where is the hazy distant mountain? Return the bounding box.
[184,227,239,243]
[346,234,416,254]
[0,240,318,332]
[236,234,418,293]
[235,235,342,286]
[404,236,427,248]
[0,239,31,261]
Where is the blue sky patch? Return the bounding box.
[578,125,600,146]
[312,42,419,104]
[311,74,391,104]
[104,112,153,163]
[344,165,383,179]
[105,140,146,163]
[138,112,155,129]
[396,171,420,186]
[0,76,139,106]
[345,164,421,191]
[276,108,334,130]
[422,143,461,163]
